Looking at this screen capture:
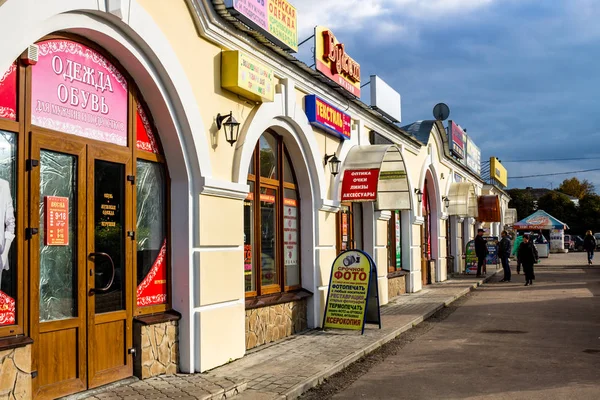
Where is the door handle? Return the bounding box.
[88,252,115,296]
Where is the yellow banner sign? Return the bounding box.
[490,157,508,187]
[221,50,274,102]
[314,26,361,97]
[323,250,371,330]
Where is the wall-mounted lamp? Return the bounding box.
[442,196,450,208]
[441,173,445,180]
[414,188,423,203]
[216,112,240,146]
[324,153,341,176]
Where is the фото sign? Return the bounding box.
[341,169,380,202]
[44,196,69,246]
[369,75,401,123]
[31,40,128,146]
[448,120,466,159]
[323,250,381,333]
[490,157,508,187]
[224,0,298,52]
[221,50,274,102]
[304,95,351,139]
[314,26,361,97]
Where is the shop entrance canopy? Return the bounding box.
[340,145,411,210]
[513,210,569,230]
[447,182,478,218]
[477,195,501,222]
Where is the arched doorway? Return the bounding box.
[0,35,174,399]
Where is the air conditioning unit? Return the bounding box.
[22,44,39,65]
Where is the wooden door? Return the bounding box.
[30,132,88,400]
[86,145,133,388]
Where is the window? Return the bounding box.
[0,130,16,327]
[387,211,402,272]
[245,132,301,296]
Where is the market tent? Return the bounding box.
[513,210,569,230]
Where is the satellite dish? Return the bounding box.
[433,103,450,121]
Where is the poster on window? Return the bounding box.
[31,40,128,146]
[0,62,16,121]
[395,212,401,269]
[136,239,167,307]
[0,290,15,325]
[283,199,298,267]
[44,196,69,246]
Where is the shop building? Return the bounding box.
[0,1,510,399]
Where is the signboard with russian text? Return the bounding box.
[224,0,298,52]
[323,250,380,333]
[44,196,69,246]
[31,40,128,146]
[448,120,465,159]
[283,198,299,283]
[304,95,351,140]
[314,26,361,97]
[490,157,508,187]
[485,236,499,265]
[136,239,167,307]
[465,240,477,274]
[466,137,481,175]
[221,50,274,102]
[341,169,380,202]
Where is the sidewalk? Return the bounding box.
[80,268,500,400]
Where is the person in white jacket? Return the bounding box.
[0,178,15,290]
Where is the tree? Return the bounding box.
[576,194,600,234]
[507,189,535,221]
[536,192,577,229]
[557,177,595,199]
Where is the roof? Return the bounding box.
[400,120,435,145]
[514,210,570,230]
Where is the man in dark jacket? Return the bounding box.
[518,234,538,286]
[498,230,512,282]
[475,228,488,277]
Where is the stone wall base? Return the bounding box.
[245,299,307,350]
[387,275,406,299]
[0,344,31,400]
[134,319,179,379]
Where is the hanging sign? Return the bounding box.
[314,26,361,97]
[221,50,274,102]
[136,239,167,307]
[224,0,298,52]
[31,40,128,146]
[304,95,351,140]
[323,250,381,333]
[341,169,380,202]
[44,196,69,246]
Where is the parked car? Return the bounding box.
[573,235,584,252]
[595,233,600,249]
[564,234,574,250]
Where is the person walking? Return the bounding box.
[475,228,488,278]
[583,230,596,265]
[498,230,512,282]
[518,234,538,286]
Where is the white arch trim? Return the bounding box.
[0,0,216,374]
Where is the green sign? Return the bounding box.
[379,170,407,180]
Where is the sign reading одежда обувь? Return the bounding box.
[341,169,379,202]
[323,250,377,331]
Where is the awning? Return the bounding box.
[513,210,569,230]
[447,182,478,218]
[340,145,411,210]
[477,195,501,222]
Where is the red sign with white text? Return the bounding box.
[31,39,128,146]
[341,169,380,202]
[45,196,69,246]
[137,239,167,307]
[0,62,17,121]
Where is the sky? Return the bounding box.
[292,0,600,191]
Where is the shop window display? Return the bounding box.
[245,131,301,296]
[387,211,402,272]
[0,130,16,326]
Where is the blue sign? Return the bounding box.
[304,95,351,140]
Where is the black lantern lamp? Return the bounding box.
[414,188,423,203]
[216,112,240,146]
[324,153,341,176]
[442,196,450,208]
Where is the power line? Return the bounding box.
[511,168,600,179]
[502,157,600,163]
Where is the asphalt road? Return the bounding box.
[332,254,600,400]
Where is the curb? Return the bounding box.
[282,270,501,400]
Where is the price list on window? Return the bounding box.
[45,196,69,246]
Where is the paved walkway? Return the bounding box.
[77,268,502,400]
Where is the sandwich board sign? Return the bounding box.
[323,249,381,334]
